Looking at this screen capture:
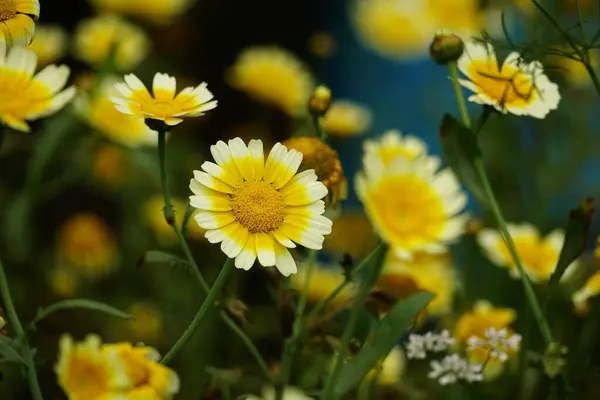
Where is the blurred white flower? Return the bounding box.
[405,329,456,359]
[467,327,522,363]
[428,354,483,385]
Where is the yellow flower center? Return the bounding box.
[379,147,418,167]
[283,137,337,181]
[496,236,557,278]
[64,354,111,396]
[230,181,285,233]
[468,59,536,107]
[0,0,16,21]
[367,175,446,246]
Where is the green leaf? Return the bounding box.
[439,113,487,206]
[0,335,25,364]
[333,292,434,397]
[30,299,133,329]
[545,198,595,310]
[139,250,195,275]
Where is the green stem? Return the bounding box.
[0,257,43,400]
[531,0,600,95]
[322,242,386,400]
[357,377,373,400]
[313,115,327,142]
[447,62,554,345]
[276,251,316,400]
[156,130,273,380]
[576,0,587,44]
[448,62,471,127]
[161,257,235,365]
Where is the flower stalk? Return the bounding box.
[447,61,554,345]
[0,256,44,400]
[155,129,273,380]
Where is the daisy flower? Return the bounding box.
[112,73,217,128]
[227,46,313,115]
[74,14,151,72]
[356,154,468,258]
[363,129,440,170]
[477,223,577,283]
[189,138,332,276]
[457,40,560,118]
[0,0,39,46]
[0,42,75,132]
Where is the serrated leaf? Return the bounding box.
[439,113,487,206]
[139,250,195,275]
[333,292,434,397]
[30,299,133,329]
[545,198,595,311]
[0,335,25,364]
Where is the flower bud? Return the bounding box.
[308,84,332,117]
[429,31,464,65]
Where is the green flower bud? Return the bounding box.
[429,31,465,65]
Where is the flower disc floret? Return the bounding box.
[189,138,332,276]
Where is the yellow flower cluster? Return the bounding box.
[56,335,179,399]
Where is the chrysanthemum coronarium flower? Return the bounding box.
[74,14,150,72]
[0,42,75,132]
[56,213,118,279]
[571,271,600,315]
[282,136,347,208]
[457,40,560,118]
[351,0,481,60]
[112,73,217,128]
[477,223,578,283]
[321,100,372,137]
[0,0,39,46]
[377,250,456,316]
[226,46,314,115]
[126,302,164,343]
[27,24,66,67]
[56,334,179,399]
[89,0,196,25]
[78,77,156,147]
[363,129,440,170]
[356,154,468,258]
[189,138,332,276]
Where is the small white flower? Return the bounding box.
[428,354,483,385]
[467,327,522,363]
[406,330,457,359]
[405,334,427,359]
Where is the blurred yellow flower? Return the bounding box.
[477,223,577,283]
[454,301,520,378]
[57,213,118,278]
[144,195,206,245]
[290,263,356,308]
[189,138,332,276]
[323,210,378,261]
[308,32,337,58]
[227,46,314,115]
[0,42,75,132]
[78,77,156,147]
[572,271,600,315]
[458,40,560,119]
[0,0,39,46]
[112,73,217,127]
[248,386,314,400]
[56,334,179,399]
[351,0,481,60]
[91,144,129,185]
[356,153,468,258]
[282,136,347,208]
[368,346,405,386]
[89,0,196,25]
[377,250,456,316]
[27,25,67,67]
[126,302,163,343]
[47,268,79,298]
[363,129,435,168]
[74,14,151,72]
[321,100,372,137]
